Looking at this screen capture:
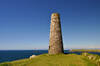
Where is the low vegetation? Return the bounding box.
[70,49,100,52]
[0,54,96,66]
[82,53,100,66]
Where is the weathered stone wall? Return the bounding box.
[48,13,64,54]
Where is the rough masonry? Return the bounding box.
[49,13,64,54]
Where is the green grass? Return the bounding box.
[70,49,100,52]
[0,54,96,66]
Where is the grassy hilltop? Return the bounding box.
[0,54,96,66]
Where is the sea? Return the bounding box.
[0,50,100,63]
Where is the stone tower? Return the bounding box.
[49,13,64,54]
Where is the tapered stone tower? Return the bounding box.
[49,13,64,54]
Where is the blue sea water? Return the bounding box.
[0,50,100,63]
[0,50,48,63]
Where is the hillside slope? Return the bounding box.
[0,54,96,66]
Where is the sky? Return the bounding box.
[0,0,100,50]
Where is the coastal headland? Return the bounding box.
[0,53,98,66]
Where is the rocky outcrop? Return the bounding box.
[82,53,100,66]
[29,55,36,59]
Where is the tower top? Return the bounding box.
[51,13,60,17]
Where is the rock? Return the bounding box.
[98,59,100,61]
[96,59,100,66]
[88,55,94,60]
[92,56,96,60]
[29,55,36,59]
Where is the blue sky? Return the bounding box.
[0,0,100,50]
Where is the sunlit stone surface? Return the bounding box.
[48,13,64,54]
